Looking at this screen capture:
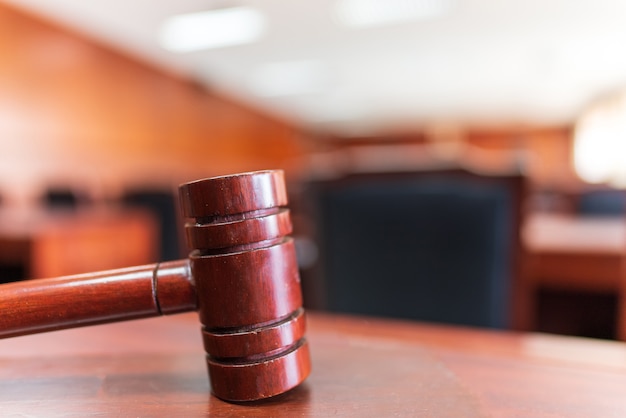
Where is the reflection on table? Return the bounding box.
[1,312,626,416]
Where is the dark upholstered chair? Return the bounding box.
[304,168,525,329]
[41,188,80,209]
[577,189,626,216]
[121,189,181,261]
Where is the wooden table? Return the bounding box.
[0,207,158,280]
[523,213,625,292]
[1,312,626,416]
[523,213,626,339]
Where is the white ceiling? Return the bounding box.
[5,0,626,135]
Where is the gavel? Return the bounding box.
[0,170,311,402]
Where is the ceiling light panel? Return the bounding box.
[333,0,455,28]
[159,7,266,53]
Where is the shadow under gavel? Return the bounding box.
[0,170,311,402]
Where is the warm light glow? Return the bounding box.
[574,95,626,187]
[333,0,454,28]
[159,7,265,53]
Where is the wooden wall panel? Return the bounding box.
[317,126,579,191]
[466,127,578,189]
[0,3,305,206]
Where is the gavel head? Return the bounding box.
[178,170,311,402]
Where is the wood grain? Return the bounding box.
[0,260,193,339]
[179,170,310,401]
[2,312,626,416]
[0,3,304,205]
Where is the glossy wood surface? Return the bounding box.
[179,170,289,219]
[0,260,193,339]
[179,170,310,401]
[1,311,625,417]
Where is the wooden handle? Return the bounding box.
[0,259,195,339]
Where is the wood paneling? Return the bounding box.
[315,126,578,191]
[0,3,304,205]
[467,126,577,189]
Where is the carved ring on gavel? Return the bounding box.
[0,170,311,402]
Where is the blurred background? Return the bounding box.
[1,0,625,339]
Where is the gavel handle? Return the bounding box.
[0,260,196,339]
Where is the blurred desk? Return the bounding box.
[523,213,626,338]
[1,312,626,416]
[0,207,158,280]
[524,213,625,292]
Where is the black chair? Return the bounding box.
[304,168,525,329]
[577,189,626,216]
[121,189,181,261]
[41,188,80,209]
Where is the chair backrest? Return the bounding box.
[121,189,181,261]
[41,188,80,209]
[577,189,626,216]
[305,168,525,329]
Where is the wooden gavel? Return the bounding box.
[0,170,311,402]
